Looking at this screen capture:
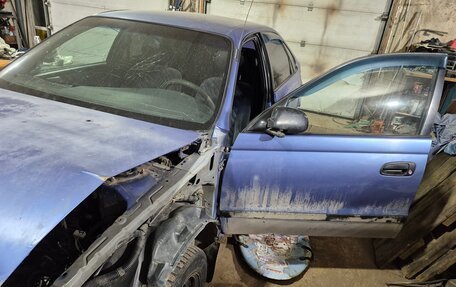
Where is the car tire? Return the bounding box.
[164,245,207,287]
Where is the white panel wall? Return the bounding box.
[48,0,390,83]
[208,0,390,82]
[48,0,168,32]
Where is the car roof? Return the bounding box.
[96,10,276,48]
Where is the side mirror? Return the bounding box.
[266,107,308,137]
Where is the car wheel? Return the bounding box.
[164,245,207,287]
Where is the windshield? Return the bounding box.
[0,17,231,130]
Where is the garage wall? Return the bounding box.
[47,0,392,83]
[380,0,456,53]
[207,0,391,82]
[48,0,168,32]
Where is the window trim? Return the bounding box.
[260,32,299,93]
[241,33,273,108]
[282,41,298,74]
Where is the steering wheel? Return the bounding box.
[160,79,216,111]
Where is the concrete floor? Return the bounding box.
[209,237,406,287]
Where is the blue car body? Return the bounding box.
[0,10,447,286]
[0,89,200,283]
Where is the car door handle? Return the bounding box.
[380,162,416,176]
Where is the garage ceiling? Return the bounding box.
[207,0,392,82]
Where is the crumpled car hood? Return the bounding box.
[0,89,200,283]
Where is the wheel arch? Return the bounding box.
[147,205,219,286]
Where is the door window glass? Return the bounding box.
[286,66,438,135]
[262,33,292,89]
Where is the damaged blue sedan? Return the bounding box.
[0,10,447,287]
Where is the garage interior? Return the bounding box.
[0,0,455,287]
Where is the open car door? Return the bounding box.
[219,53,447,238]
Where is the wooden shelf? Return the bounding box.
[405,71,456,83]
[0,59,11,70]
[374,154,456,282]
[444,77,456,83]
[405,71,433,80]
[395,111,421,119]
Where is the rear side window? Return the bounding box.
[262,33,292,89]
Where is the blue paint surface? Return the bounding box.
[114,175,160,208]
[220,133,431,217]
[0,89,199,283]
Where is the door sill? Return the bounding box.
[220,217,403,238]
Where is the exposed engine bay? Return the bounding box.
[4,139,217,287]
[4,187,128,287]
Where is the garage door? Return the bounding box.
[48,0,168,32]
[207,0,391,82]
